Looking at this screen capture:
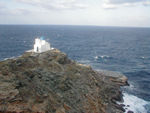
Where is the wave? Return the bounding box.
[119,93,150,113]
[1,55,22,61]
[94,55,112,60]
[139,56,150,60]
[3,56,15,61]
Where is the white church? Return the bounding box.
[33,37,51,53]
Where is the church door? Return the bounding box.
[37,47,39,52]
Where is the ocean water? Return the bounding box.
[0,25,150,113]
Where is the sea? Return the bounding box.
[0,25,150,113]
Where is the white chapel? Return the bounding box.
[34,37,51,53]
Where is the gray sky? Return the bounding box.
[0,0,150,27]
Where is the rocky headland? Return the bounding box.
[0,49,128,113]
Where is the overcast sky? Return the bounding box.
[0,0,150,27]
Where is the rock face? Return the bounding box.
[0,49,128,113]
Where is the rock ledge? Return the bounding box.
[0,49,128,113]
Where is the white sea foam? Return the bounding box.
[121,93,150,113]
[141,56,145,59]
[94,55,110,60]
[140,56,149,60]
[3,56,15,61]
[95,56,98,59]
[100,55,110,58]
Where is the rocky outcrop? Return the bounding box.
[0,49,128,113]
[97,70,128,86]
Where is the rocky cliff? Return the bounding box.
[0,49,128,113]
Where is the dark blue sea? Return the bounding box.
[0,25,150,113]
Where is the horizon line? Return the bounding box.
[0,24,150,29]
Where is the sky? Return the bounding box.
[0,0,150,27]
